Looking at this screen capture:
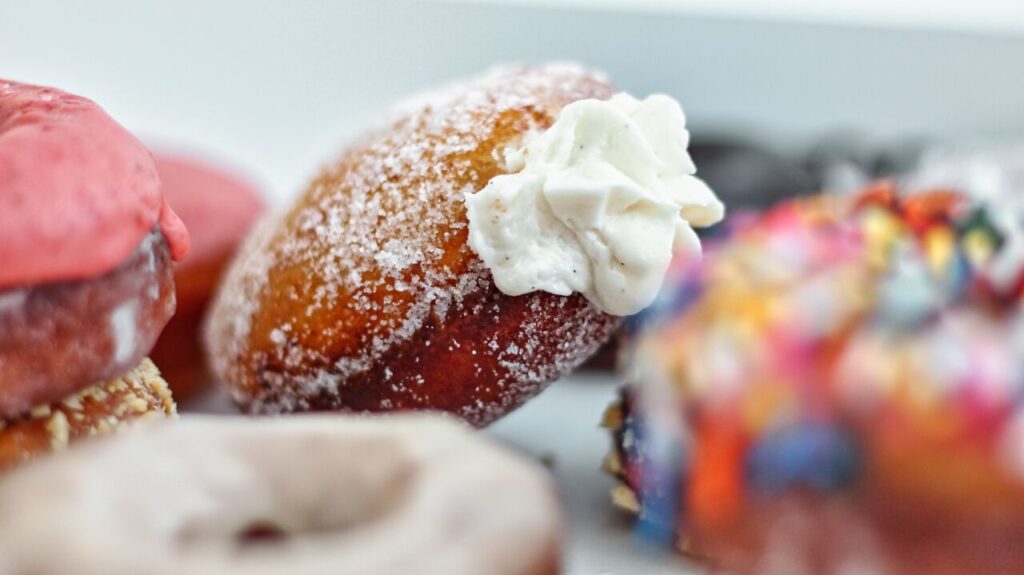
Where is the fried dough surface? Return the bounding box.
[206,65,620,425]
[0,358,176,471]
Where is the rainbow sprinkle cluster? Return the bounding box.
[603,183,1024,561]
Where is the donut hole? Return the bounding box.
[170,429,419,553]
[236,521,287,546]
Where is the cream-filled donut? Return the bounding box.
[0,415,562,575]
[204,64,722,425]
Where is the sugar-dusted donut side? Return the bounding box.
[206,65,620,425]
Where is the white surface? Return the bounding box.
[489,373,701,575]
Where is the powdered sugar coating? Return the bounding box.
[205,65,620,425]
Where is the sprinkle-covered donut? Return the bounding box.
[604,184,1024,574]
[0,415,562,575]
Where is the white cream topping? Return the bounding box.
[109,300,138,364]
[0,289,28,313]
[464,92,724,316]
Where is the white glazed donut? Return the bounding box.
[0,415,562,575]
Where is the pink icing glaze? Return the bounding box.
[152,152,266,267]
[0,80,189,288]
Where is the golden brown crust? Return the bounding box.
[0,358,176,472]
[206,65,620,425]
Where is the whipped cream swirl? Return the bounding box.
[465,92,724,316]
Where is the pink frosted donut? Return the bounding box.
[0,79,189,419]
[0,415,563,575]
[148,152,266,400]
[0,79,189,288]
[152,152,265,268]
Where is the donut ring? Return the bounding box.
[205,65,619,425]
[0,229,176,418]
[0,415,562,575]
[0,358,175,472]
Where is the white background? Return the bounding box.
[3,0,1023,201]
[455,0,1024,33]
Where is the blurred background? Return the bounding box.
[4,3,1023,573]
[4,0,1024,204]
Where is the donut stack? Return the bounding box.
[604,183,1024,574]
[0,80,187,470]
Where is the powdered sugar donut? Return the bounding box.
[0,415,562,575]
[205,65,622,424]
[206,64,723,423]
